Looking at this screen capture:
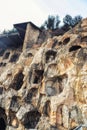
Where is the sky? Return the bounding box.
[0,0,87,31]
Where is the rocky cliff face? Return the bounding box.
[0,19,87,130]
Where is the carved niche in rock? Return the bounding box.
[23,110,41,129]
[81,36,87,42]
[9,53,19,62]
[29,69,44,84]
[9,70,24,90]
[45,50,57,63]
[69,45,81,52]
[3,52,10,59]
[24,88,38,103]
[0,107,7,130]
[45,74,68,96]
[63,37,70,45]
[10,96,20,112]
[43,100,51,117]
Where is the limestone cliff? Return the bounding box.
[0,19,87,130]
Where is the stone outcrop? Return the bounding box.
[0,19,87,130]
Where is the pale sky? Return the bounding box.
[0,0,87,31]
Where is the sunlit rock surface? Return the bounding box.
[0,19,87,130]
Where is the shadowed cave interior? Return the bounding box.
[0,118,6,130]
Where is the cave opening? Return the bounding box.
[0,62,3,67]
[58,41,62,45]
[63,37,70,44]
[27,52,33,57]
[33,70,44,84]
[9,53,19,62]
[0,118,6,130]
[52,39,58,48]
[69,45,81,52]
[0,49,5,57]
[10,96,20,111]
[10,71,24,90]
[3,52,10,59]
[0,87,3,94]
[0,62,6,67]
[25,88,38,103]
[46,50,57,63]
[81,36,87,42]
[43,100,51,116]
[23,110,41,129]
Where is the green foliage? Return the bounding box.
[73,15,82,25]
[55,15,60,28]
[63,14,82,27]
[41,14,82,30]
[2,28,17,35]
[63,15,73,26]
[41,15,60,30]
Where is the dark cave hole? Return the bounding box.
[58,41,62,45]
[33,70,44,84]
[63,37,70,44]
[0,62,3,67]
[25,88,37,103]
[27,53,33,57]
[0,118,6,130]
[25,52,33,58]
[46,50,57,63]
[9,53,19,62]
[52,39,58,48]
[69,45,81,52]
[0,62,6,67]
[43,101,51,116]
[3,52,10,59]
[10,96,20,110]
[0,49,5,57]
[0,87,3,94]
[23,110,41,129]
[10,96,17,108]
[3,63,6,66]
[10,71,24,90]
[81,36,87,42]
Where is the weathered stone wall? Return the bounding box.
[0,19,87,130]
[23,23,51,53]
[23,23,41,51]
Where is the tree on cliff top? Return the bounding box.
[63,14,82,27]
[41,15,60,30]
[41,14,82,30]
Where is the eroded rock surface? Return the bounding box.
[0,19,87,130]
